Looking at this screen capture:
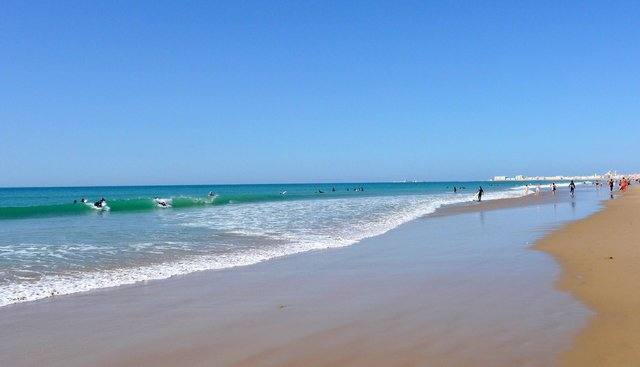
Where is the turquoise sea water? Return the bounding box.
[0,181,573,306]
[0,182,542,219]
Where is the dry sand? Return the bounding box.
[536,187,640,366]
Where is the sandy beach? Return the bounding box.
[536,186,640,366]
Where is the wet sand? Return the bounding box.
[536,186,640,366]
[0,188,604,367]
[430,189,559,217]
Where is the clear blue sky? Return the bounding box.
[1,1,638,187]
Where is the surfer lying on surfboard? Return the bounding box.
[154,197,171,208]
[83,198,110,211]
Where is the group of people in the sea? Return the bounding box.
[72,191,219,208]
[316,187,364,194]
[73,197,107,208]
[451,185,485,202]
[451,186,468,193]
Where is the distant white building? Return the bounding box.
[489,172,629,182]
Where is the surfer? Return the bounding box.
[569,180,576,197]
[94,198,106,208]
[80,198,87,203]
[477,186,484,202]
[154,197,168,207]
[208,191,215,197]
[453,186,457,193]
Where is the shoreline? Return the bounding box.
[428,189,562,217]
[0,186,603,367]
[535,187,639,366]
[1,188,538,308]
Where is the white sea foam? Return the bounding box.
[0,189,526,307]
[509,181,591,191]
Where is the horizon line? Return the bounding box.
[0,178,588,190]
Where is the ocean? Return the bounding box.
[0,181,568,306]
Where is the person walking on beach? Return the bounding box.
[477,186,484,202]
[552,183,557,195]
[569,180,576,197]
[609,178,615,192]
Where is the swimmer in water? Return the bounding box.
[208,191,215,197]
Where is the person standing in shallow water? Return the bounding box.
[477,186,484,202]
[569,180,576,197]
[609,178,614,192]
[552,183,557,195]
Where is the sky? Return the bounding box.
[1,1,639,187]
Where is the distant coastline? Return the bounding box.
[491,170,639,182]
